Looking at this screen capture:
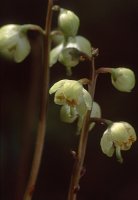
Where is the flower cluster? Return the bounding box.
[50,8,92,75]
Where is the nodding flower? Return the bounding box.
[49,79,92,132]
[100,121,136,163]
[0,24,31,63]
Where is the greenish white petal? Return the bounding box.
[60,105,78,123]
[115,146,123,163]
[54,88,66,105]
[14,33,31,62]
[63,80,83,103]
[82,88,92,110]
[49,79,67,94]
[58,47,80,68]
[50,43,63,67]
[66,36,92,57]
[100,129,115,157]
[89,101,101,131]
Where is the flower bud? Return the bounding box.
[50,30,64,46]
[0,24,31,63]
[111,67,135,92]
[100,121,136,162]
[58,8,80,37]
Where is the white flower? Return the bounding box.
[0,24,31,62]
[49,79,92,130]
[50,35,92,75]
[100,122,136,162]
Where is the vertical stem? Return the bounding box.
[23,1,53,200]
[67,58,97,200]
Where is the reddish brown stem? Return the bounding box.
[67,58,97,200]
[96,67,112,74]
[23,1,53,200]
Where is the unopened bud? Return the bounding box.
[111,67,135,92]
[58,8,80,37]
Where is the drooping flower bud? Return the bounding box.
[111,67,135,92]
[0,24,31,62]
[100,121,136,163]
[58,8,80,37]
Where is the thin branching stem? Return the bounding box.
[23,1,53,200]
[67,57,98,200]
[90,117,113,126]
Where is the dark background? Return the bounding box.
[0,0,138,200]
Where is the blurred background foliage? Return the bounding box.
[0,0,138,200]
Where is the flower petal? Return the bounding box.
[110,122,136,150]
[76,100,87,116]
[49,79,67,94]
[50,43,63,67]
[66,36,92,57]
[63,80,83,103]
[60,105,78,123]
[14,33,31,62]
[54,88,66,105]
[89,101,101,131]
[82,88,92,110]
[115,146,123,163]
[58,47,79,68]
[100,129,114,157]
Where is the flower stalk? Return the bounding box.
[23,1,53,200]
[67,57,97,200]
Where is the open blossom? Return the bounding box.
[49,79,92,130]
[0,24,31,62]
[50,35,92,75]
[100,122,136,163]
